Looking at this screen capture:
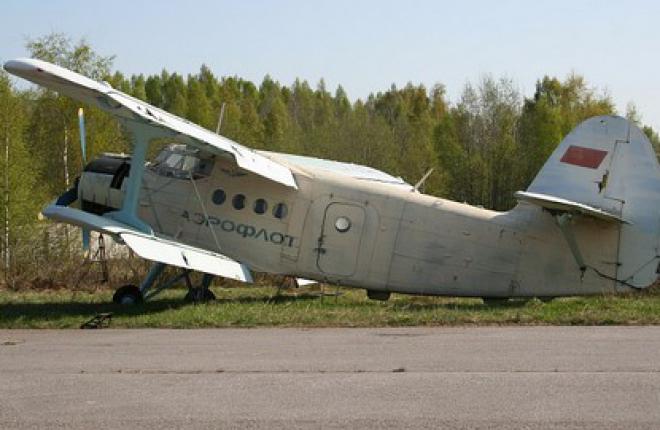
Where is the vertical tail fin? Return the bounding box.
[525,115,660,288]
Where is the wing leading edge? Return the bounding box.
[3,58,297,189]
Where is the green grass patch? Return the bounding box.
[1,286,660,329]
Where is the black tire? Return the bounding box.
[184,288,216,303]
[112,285,144,305]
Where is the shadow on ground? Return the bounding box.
[218,292,335,305]
[0,292,334,325]
[391,300,530,312]
[0,299,187,324]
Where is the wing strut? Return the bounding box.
[188,170,223,253]
[554,213,586,275]
[105,122,154,234]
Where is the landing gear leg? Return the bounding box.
[139,262,166,298]
[112,262,215,305]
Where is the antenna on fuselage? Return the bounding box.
[413,168,434,193]
[215,102,226,134]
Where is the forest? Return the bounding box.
[1,33,659,285]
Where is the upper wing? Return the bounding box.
[3,58,297,189]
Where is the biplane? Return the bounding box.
[5,58,659,304]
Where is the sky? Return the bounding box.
[2,0,660,130]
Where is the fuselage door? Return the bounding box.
[317,203,365,277]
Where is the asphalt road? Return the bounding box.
[1,326,660,429]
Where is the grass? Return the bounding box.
[1,285,660,329]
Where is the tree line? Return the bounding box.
[1,33,659,281]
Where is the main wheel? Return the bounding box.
[112,285,144,305]
[184,288,216,303]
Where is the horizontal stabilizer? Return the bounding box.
[42,204,252,282]
[514,191,626,223]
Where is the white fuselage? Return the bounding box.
[131,153,630,298]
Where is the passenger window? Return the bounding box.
[212,189,226,205]
[232,194,246,210]
[273,203,288,219]
[253,198,268,214]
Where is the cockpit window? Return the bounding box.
[150,144,214,179]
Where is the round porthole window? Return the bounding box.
[253,198,268,214]
[212,189,226,205]
[232,194,246,210]
[335,216,351,233]
[273,203,288,219]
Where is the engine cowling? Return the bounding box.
[78,154,130,215]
